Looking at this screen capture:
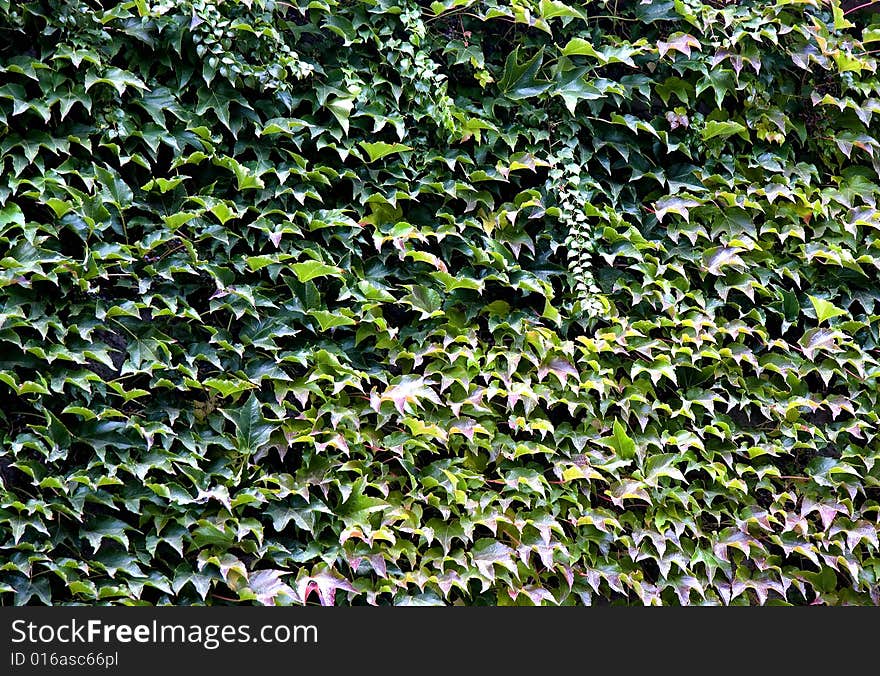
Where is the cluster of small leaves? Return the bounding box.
[552,142,608,317]
[189,0,314,90]
[0,0,879,606]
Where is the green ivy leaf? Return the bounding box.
[228,393,274,455]
[358,141,413,163]
[309,310,357,331]
[808,295,847,325]
[0,203,24,230]
[291,260,343,283]
[84,67,148,96]
[326,96,355,134]
[498,48,551,100]
[561,38,600,59]
[604,420,636,460]
[701,120,748,141]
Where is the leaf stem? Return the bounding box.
[118,208,129,245]
[844,0,880,16]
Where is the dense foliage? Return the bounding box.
[1,0,879,605]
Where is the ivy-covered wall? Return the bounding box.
[0,0,878,605]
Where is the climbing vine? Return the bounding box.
[0,0,879,606]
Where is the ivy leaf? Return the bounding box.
[472,539,516,581]
[539,0,585,21]
[657,33,700,59]
[209,202,238,225]
[359,141,413,163]
[609,480,651,507]
[240,570,296,606]
[401,285,444,319]
[246,254,294,272]
[309,310,356,331]
[94,166,133,209]
[603,420,636,460]
[84,67,148,96]
[644,454,686,483]
[537,357,579,385]
[781,289,800,321]
[561,38,601,59]
[162,212,198,229]
[43,410,72,449]
[701,120,748,141]
[704,246,746,275]
[291,261,343,283]
[81,518,131,553]
[205,377,257,398]
[227,393,274,455]
[260,117,309,136]
[634,0,676,22]
[864,27,880,44]
[196,85,232,130]
[653,196,701,222]
[553,67,606,113]
[808,295,847,325]
[374,376,441,415]
[831,1,855,30]
[326,96,354,134]
[655,77,694,105]
[498,48,551,100]
[0,204,24,230]
[800,328,841,361]
[296,567,355,606]
[213,155,265,190]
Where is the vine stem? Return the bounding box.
[119,209,129,245]
[586,15,639,22]
[844,1,880,16]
